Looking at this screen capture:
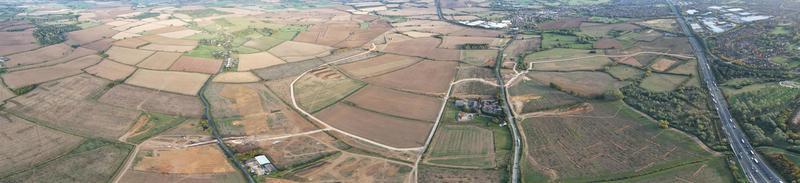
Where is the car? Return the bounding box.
[752,158,759,164]
[741,139,746,144]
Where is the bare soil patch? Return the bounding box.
[237,52,286,71]
[650,58,678,72]
[338,54,420,78]
[125,69,210,95]
[113,38,149,48]
[205,83,318,136]
[364,60,456,94]
[136,51,182,70]
[5,44,96,68]
[212,72,261,83]
[98,84,203,117]
[594,38,623,49]
[346,85,442,121]
[82,38,114,51]
[0,30,39,55]
[316,103,432,148]
[3,55,102,89]
[169,56,222,74]
[528,71,621,97]
[4,74,140,139]
[67,25,119,45]
[134,144,235,174]
[383,37,460,61]
[84,59,137,80]
[106,46,155,65]
[268,41,334,62]
[292,152,411,182]
[0,115,83,177]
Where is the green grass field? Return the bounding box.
[427,125,495,168]
[126,113,186,144]
[541,33,593,49]
[176,9,230,18]
[640,73,688,92]
[184,45,222,59]
[508,79,582,113]
[461,50,497,66]
[296,71,366,113]
[606,65,643,80]
[524,48,600,61]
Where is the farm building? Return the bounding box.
[457,112,476,122]
[246,155,277,175]
[481,99,502,115]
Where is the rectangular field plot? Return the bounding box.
[125,69,210,95]
[291,153,412,182]
[84,59,137,81]
[316,104,433,148]
[419,165,503,183]
[134,144,235,174]
[606,65,643,80]
[425,125,495,168]
[0,115,83,177]
[528,71,622,97]
[364,60,456,94]
[0,139,132,183]
[106,46,155,65]
[508,80,582,114]
[98,84,203,118]
[2,55,102,89]
[520,101,711,182]
[295,67,365,113]
[345,85,442,121]
[607,157,733,183]
[120,171,244,183]
[640,73,688,92]
[251,133,338,169]
[5,74,140,139]
[339,54,420,78]
[205,83,318,136]
[439,36,508,49]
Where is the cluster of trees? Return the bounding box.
[762,152,800,181]
[729,87,800,146]
[458,43,490,50]
[131,12,160,20]
[712,58,796,82]
[198,34,234,59]
[621,85,724,149]
[32,24,80,45]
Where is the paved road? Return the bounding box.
[433,1,522,182]
[199,80,255,183]
[668,1,784,182]
[495,40,522,183]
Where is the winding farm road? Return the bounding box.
[288,44,426,152]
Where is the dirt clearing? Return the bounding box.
[125,69,210,95]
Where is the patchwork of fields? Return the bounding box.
[0,1,743,183]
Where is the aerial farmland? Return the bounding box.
[1,0,799,183]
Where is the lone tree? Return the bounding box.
[658,120,669,129]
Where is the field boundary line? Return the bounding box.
[289,44,424,151]
[412,74,456,183]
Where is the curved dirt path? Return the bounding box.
[288,44,424,152]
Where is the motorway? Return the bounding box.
[669,1,784,182]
